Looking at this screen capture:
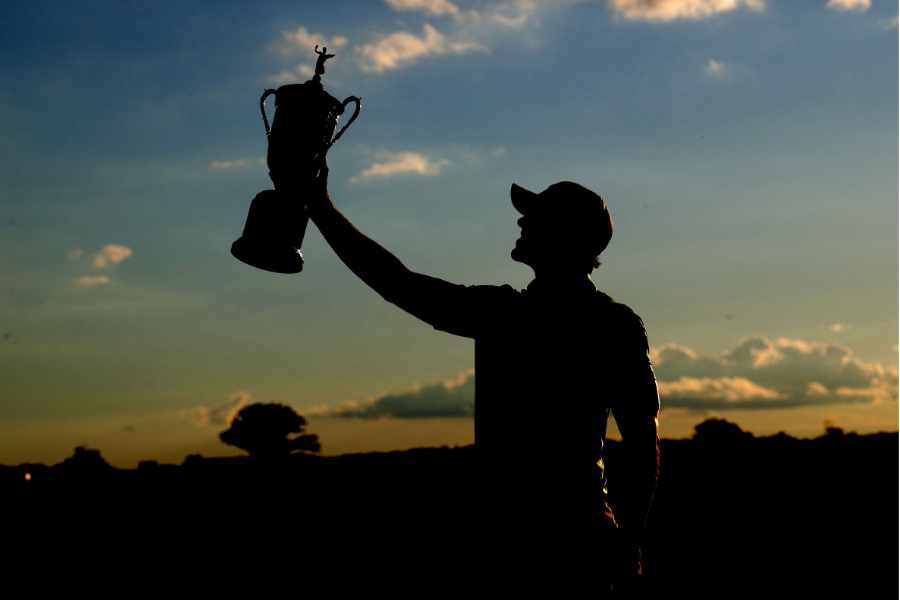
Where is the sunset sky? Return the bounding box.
[1,0,897,467]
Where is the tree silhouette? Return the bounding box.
[219,403,321,459]
[692,418,754,446]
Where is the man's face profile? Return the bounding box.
[511,214,538,266]
[511,210,595,272]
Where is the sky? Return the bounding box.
[0,0,897,467]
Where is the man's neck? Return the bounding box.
[526,272,595,294]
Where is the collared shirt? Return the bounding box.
[385,273,659,529]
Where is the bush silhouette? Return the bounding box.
[219,403,320,458]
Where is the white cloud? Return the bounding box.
[278,26,348,56]
[353,151,449,181]
[92,244,133,269]
[270,3,534,82]
[187,391,253,427]
[270,64,316,84]
[208,158,265,171]
[385,0,461,17]
[705,58,727,78]
[476,0,540,28]
[825,0,870,12]
[658,376,783,404]
[73,275,111,288]
[356,23,482,73]
[609,0,765,22]
[653,336,898,409]
[828,323,846,333]
[66,248,83,261]
[312,335,898,420]
[806,382,830,396]
[295,333,900,424]
[385,0,538,28]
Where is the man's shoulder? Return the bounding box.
[601,296,649,349]
[605,297,641,320]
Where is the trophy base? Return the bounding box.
[231,237,304,274]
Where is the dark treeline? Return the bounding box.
[3,420,897,595]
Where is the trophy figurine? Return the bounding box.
[231,46,361,274]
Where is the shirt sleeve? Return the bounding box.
[382,272,518,339]
[609,303,660,418]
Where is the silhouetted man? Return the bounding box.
[294,164,659,586]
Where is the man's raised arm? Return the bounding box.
[300,164,415,306]
[285,163,479,333]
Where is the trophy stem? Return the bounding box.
[296,208,310,254]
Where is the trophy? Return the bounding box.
[231,46,361,274]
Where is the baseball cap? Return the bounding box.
[510,181,613,254]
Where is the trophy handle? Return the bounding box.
[330,96,361,147]
[260,88,277,135]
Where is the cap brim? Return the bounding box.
[510,183,537,215]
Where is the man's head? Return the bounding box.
[509,181,613,273]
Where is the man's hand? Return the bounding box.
[621,539,644,577]
[306,156,332,217]
[269,155,332,216]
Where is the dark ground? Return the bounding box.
[3,423,897,596]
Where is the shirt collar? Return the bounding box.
[525,275,597,297]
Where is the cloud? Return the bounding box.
[208,158,264,171]
[268,65,316,85]
[884,17,899,30]
[659,376,784,407]
[187,391,253,427]
[313,336,897,420]
[271,3,533,83]
[384,0,538,28]
[457,0,540,28]
[828,323,846,333]
[66,248,83,261]
[92,244,133,269]
[806,382,829,396]
[73,275,111,288]
[386,0,461,17]
[608,0,765,22]
[356,23,483,73]
[272,26,347,84]
[484,0,539,28]
[353,151,449,181]
[705,58,727,78]
[653,336,898,410]
[825,0,870,12]
[314,370,475,419]
[277,26,348,56]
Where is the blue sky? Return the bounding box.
[0,0,896,466]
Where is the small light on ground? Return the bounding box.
[24,472,32,481]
